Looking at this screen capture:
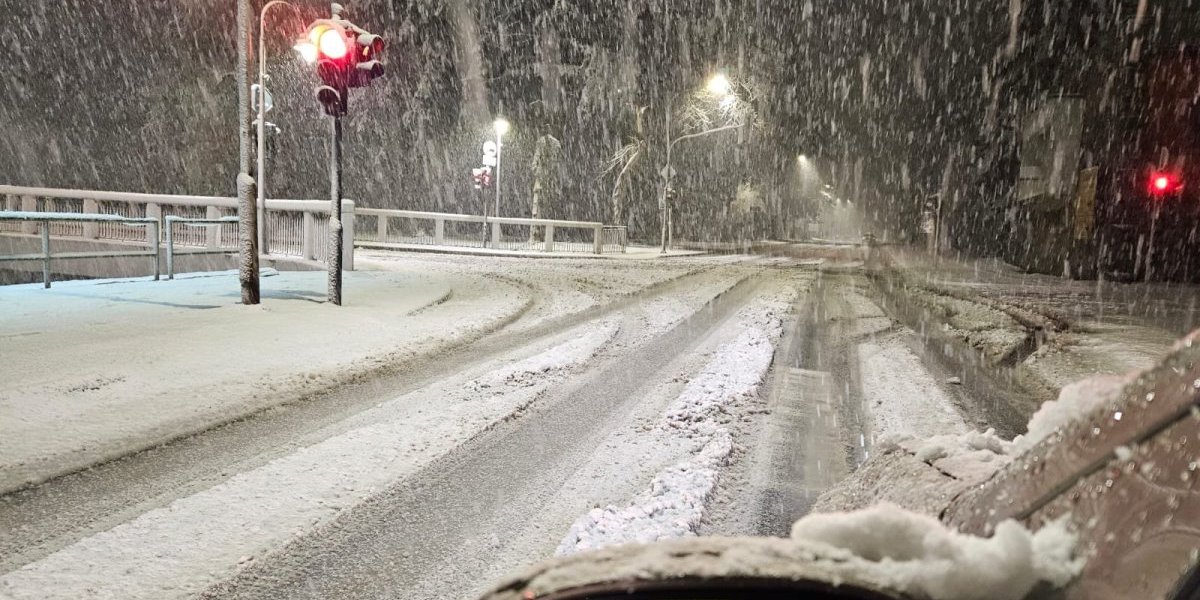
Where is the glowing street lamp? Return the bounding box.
[493,118,511,137]
[706,73,732,97]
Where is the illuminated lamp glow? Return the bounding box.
[317,28,348,59]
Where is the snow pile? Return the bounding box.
[1012,372,1132,452]
[556,290,794,555]
[858,333,971,443]
[468,321,618,391]
[877,370,1134,484]
[790,503,1083,600]
[659,328,780,437]
[554,430,733,553]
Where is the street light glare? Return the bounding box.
[317,28,348,59]
[493,118,511,137]
[706,73,732,96]
[294,41,318,64]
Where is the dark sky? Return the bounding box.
[8,0,1179,243]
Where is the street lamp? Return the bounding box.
[492,118,510,218]
[256,0,303,255]
[706,73,732,97]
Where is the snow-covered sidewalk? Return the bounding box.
[1,268,527,493]
[872,246,1181,403]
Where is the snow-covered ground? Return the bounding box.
[874,245,1183,398]
[0,267,526,493]
[0,252,736,493]
[0,320,621,599]
[858,332,970,443]
[0,251,1126,600]
[0,252,764,600]
[555,280,801,554]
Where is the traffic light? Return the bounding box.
[295,16,386,116]
[352,33,385,88]
[1149,171,1184,197]
[472,167,493,189]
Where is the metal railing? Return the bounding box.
[164,215,241,279]
[355,208,611,254]
[0,211,159,288]
[0,186,354,269]
[602,226,628,253]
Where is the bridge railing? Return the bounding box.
[0,186,354,269]
[354,208,611,254]
[0,211,160,288]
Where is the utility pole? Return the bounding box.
[237,0,261,304]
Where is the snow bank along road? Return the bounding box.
[0,252,997,599]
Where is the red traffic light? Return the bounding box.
[297,20,351,64]
[1149,171,1183,196]
[472,167,493,189]
[298,16,385,116]
[317,28,349,60]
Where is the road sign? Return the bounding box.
[660,165,676,180]
[481,140,499,167]
[251,84,273,113]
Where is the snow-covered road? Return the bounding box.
[0,252,1009,600]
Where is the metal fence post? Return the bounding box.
[376,212,387,242]
[152,221,161,281]
[41,220,51,288]
[544,225,555,252]
[593,225,602,254]
[166,218,175,280]
[434,218,445,244]
[342,200,355,272]
[492,221,502,249]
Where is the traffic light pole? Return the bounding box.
[328,107,344,306]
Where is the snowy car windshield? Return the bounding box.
[1,2,1198,600]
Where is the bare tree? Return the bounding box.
[448,0,489,126]
[602,105,648,227]
[529,133,562,242]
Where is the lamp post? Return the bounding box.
[256,0,302,256]
[493,118,510,218]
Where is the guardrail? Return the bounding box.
[355,208,611,254]
[602,226,628,253]
[0,185,354,269]
[0,211,159,288]
[165,215,241,279]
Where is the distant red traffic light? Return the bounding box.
[1149,171,1183,196]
